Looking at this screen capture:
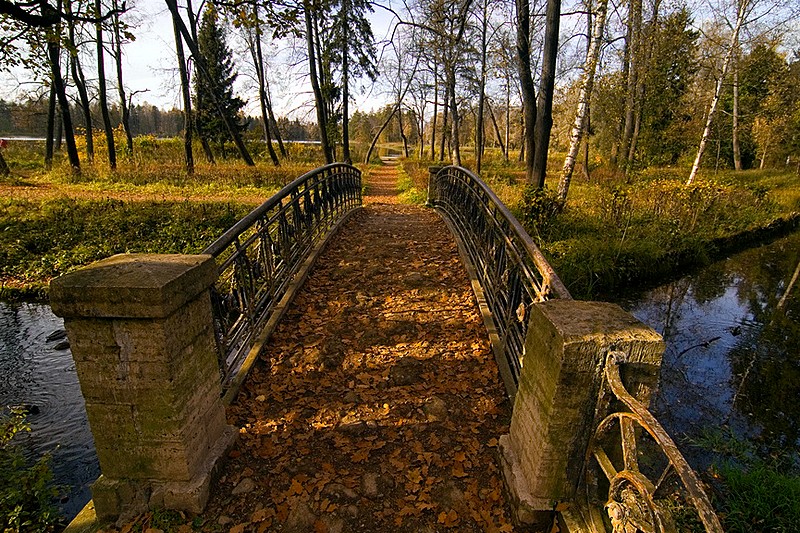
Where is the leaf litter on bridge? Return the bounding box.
[104,166,517,533]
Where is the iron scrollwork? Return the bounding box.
[427,166,571,391]
[203,163,362,388]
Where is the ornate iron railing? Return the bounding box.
[587,351,724,533]
[203,163,362,387]
[427,165,571,392]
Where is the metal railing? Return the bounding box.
[203,163,362,387]
[588,352,724,533]
[427,165,571,391]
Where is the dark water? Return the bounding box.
[617,232,800,467]
[0,302,99,521]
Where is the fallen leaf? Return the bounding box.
[437,509,460,527]
[351,448,370,462]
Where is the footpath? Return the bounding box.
[107,163,517,532]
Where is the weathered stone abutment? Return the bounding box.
[498,300,664,528]
[51,254,236,523]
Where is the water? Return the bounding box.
[617,232,800,467]
[0,302,99,521]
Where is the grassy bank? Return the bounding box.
[0,198,252,300]
[0,138,331,300]
[400,156,800,299]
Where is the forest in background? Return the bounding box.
[0,0,798,190]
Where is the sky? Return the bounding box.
[0,0,398,118]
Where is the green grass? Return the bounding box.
[0,197,252,300]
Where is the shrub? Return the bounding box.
[520,185,563,239]
[0,409,60,532]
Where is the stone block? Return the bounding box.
[503,300,664,511]
[51,253,218,319]
[50,253,237,521]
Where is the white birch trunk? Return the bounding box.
[687,0,748,184]
[558,0,608,202]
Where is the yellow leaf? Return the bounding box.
[405,468,423,484]
[452,462,467,478]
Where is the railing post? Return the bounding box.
[50,254,237,523]
[498,300,664,527]
[427,165,444,206]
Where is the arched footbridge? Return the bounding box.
[56,163,723,533]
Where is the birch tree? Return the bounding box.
[686,0,748,184]
[558,0,608,202]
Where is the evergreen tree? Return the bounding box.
[195,5,246,156]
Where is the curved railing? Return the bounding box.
[204,163,362,387]
[588,352,724,533]
[427,165,571,392]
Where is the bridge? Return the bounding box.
[54,163,722,532]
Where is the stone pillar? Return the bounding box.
[427,165,444,206]
[499,300,664,527]
[50,254,237,522]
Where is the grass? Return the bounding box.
[0,198,252,299]
[692,428,800,532]
[399,151,799,298]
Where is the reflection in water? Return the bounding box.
[0,303,99,521]
[618,232,800,466]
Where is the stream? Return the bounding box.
[617,231,800,468]
[0,302,99,521]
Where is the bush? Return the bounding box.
[0,409,60,532]
[520,185,563,239]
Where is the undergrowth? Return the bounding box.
[0,198,251,297]
[1,408,60,532]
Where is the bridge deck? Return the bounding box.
[201,164,516,531]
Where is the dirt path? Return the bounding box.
[113,165,516,532]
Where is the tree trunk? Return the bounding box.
[431,64,438,161]
[618,0,641,170]
[48,29,81,172]
[687,0,748,184]
[505,80,510,162]
[45,84,55,170]
[0,147,9,176]
[166,0,254,166]
[532,0,561,188]
[732,54,742,170]
[476,0,488,173]
[172,6,194,174]
[96,0,117,170]
[559,0,607,202]
[365,106,397,164]
[304,3,333,164]
[439,82,448,162]
[398,106,409,158]
[112,0,134,155]
[516,0,536,181]
[265,81,287,158]
[447,66,461,166]
[66,10,94,163]
[487,100,506,158]
[341,0,351,164]
[251,11,279,166]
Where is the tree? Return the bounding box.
[334,0,377,163]
[195,4,247,157]
[687,0,749,184]
[559,0,608,202]
[96,0,117,169]
[528,0,561,188]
